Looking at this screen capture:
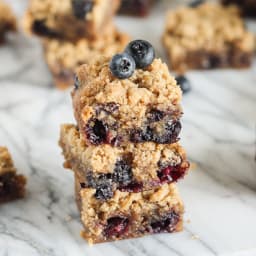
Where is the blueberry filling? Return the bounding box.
[150,212,180,233]
[147,109,165,123]
[95,180,113,201]
[85,119,108,145]
[104,217,129,237]
[157,163,186,183]
[113,160,133,186]
[130,120,181,144]
[95,103,119,115]
[72,0,94,19]
[32,20,59,37]
[118,182,143,193]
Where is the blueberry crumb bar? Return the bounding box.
[163,3,255,72]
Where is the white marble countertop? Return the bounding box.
[0,1,256,255]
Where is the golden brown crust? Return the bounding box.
[163,3,255,72]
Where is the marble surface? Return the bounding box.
[0,0,256,255]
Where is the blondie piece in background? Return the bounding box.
[75,175,184,244]
[0,147,26,204]
[0,0,16,44]
[43,26,130,89]
[163,3,255,72]
[72,57,183,146]
[119,0,156,16]
[60,124,189,197]
[23,0,120,41]
[222,0,256,17]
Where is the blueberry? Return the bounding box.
[85,119,108,145]
[72,0,94,19]
[74,76,79,90]
[109,53,136,79]
[125,40,155,69]
[148,109,165,123]
[175,75,191,94]
[95,182,113,201]
[113,160,133,186]
[189,0,204,8]
[150,212,180,233]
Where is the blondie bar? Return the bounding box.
[222,0,256,17]
[43,26,130,89]
[60,124,189,199]
[23,0,120,41]
[0,147,26,204]
[75,175,184,244]
[0,1,16,43]
[163,3,255,72]
[72,56,183,146]
[119,0,156,16]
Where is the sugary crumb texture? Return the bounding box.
[72,57,183,146]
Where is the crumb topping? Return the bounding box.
[163,3,255,60]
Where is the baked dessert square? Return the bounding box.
[119,0,156,16]
[163,3,255,72]
[72,57,183,146]
[75,174,184,244]
[222,0,256,17]
[43,26,130,89]
[0,1,16,44]
[59,124,189,198]
[0,147,26,204]
[23,0,120,41]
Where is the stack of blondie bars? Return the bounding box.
[59,39,190,244]
[23,0,130,89]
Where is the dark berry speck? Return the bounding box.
[175,75,191,94]
[72,0,94,19]
[125,40,155,69]
[104,217,129,237]
[110,53,136,79]
[189,0,204,8]
[74,76,80,90]
[150,211,180,233]
[113,160,133,186]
